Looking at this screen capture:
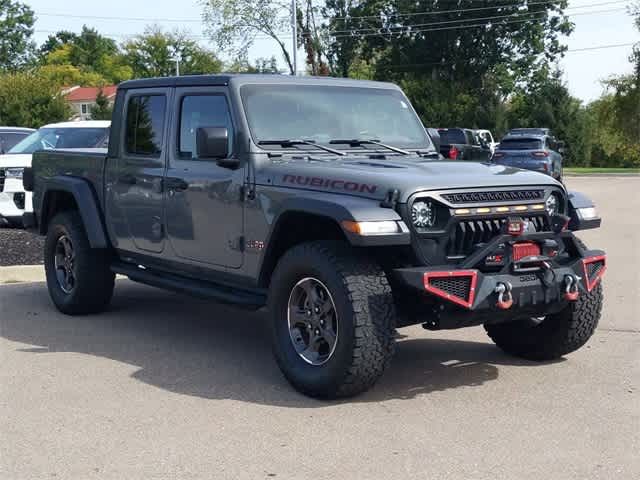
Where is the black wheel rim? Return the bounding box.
[287,277,339,366]
[54,235,76,294]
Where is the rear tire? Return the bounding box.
[44,211,115,315]
[269,241,396,399]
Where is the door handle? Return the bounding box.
[164,177,189,192]
[118,174,137,185]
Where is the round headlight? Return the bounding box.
[412,201,436,228]
[545,194,560,215]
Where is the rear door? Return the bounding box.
[164,86,244,269]
[110,88,170,254]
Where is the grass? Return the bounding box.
[565,167,640,175]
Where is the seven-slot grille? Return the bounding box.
[446,215,549,257]
[0,168,5,192]
[441,190,544,204]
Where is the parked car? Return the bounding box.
[474,129,498,154]
[492,132,564,182]
[507,128,553,137]
[0,127,35,154]
[0,121,109,227]
[25,75,604,399]
[437,128,491,161]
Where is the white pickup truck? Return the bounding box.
[0,121,110,226]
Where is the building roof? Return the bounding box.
[65,86,117,102]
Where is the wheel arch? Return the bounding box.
[38,176,109,249]
[256,195,408,288]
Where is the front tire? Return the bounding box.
[269,241,396,399]
[485,283,603,361]
[44,211,115,315]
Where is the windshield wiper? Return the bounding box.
[329,139,411,155]
[258,139,346,156]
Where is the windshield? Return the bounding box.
[8,127,109,154]
[241,84,432,151]
[499,138,543,150]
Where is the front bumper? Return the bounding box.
[393,231,606,329]
[0,176,32,217]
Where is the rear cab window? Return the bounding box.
[438,129,466,145]
[125,95,167,156]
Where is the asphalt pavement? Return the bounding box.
[1,176,638,479]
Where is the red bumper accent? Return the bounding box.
[582,255,607,292]
[423,270,478,309]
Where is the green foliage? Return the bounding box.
[40,26,133,84]
[37,64,107,88]
[0,0,35,71]
[91,89,113,121]
[122,27,223,78]
[0,71,70,127]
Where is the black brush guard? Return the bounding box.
[393,230,606,330]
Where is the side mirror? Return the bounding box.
[196,127,238,167]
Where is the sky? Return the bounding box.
[24,0,640,103]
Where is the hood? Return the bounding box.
[258,155,563,202]
[0,153,32,168]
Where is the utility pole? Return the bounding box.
[175,58,180,77]
[291,0,298,75]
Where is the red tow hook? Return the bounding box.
[495,282,513,310]
[564,274,580,302]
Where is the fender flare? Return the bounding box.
[267,194,410,247]
[39,176,110,248]
[567,190,601,231]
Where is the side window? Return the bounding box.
[125,95,167,157]
[179,95,233,159]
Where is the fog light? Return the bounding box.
[14,193,25,210]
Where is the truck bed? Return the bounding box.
[32,148,108,209]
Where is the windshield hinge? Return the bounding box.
[381,189,400,209]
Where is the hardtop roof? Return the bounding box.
[118,74,400,91]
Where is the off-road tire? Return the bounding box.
[485,239,603,360]
[44,211,115,315]
[269,241,396,399]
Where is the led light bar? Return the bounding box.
[452,204,547,216]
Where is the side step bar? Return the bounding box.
[111,262,267,309]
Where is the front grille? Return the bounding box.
[446,215,550,257]
[429,276,472,300]
[0,168,5,192]
[441,189,544,204]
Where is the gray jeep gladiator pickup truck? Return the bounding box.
[23,75,606,399]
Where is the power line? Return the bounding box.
[329,0,629,21]
[33,0,629,25]
[326,5,629,36]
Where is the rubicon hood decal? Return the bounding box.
[282,174,378,195]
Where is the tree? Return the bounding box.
[122,26,223,78]
[41,26,133,84]
[91,89,113,120]
[0,71,70,127]
[0,0,35,71]
[202,0,297,74]
[37,64,107,88]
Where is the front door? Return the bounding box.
[164,87,244,269]
[110,88,170,254]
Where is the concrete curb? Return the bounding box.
[565,173,640,177]
[0,265,45,285]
